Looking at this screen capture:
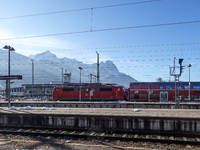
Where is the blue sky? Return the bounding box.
[0,0,200,82]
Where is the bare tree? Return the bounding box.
[156,77,165,82]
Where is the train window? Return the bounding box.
[184,85,190,89]
[184,96,190,101]
[100,88,112,91]
[166,85,172,89]
[146,90,153,95]
[117,88,121,91]
[164,93,167,99]
[194,85,200,89]
[177,96,182,100]
[194,96,200,100]
[90,88,96,91]
[177,85,182,89]
[81,88,89,91]
[159,85,164,89]
[63,88,74,92]
[55,88,58,91]
[134,90,139,95]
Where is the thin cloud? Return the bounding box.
[0,29,73,52]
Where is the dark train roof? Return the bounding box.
[130,82,200,85]
[52,83,123,88]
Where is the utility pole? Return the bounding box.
[78,67,82,83]
[188,64,191,102]
[79,86,81,101]
[31,59,34,100]
[89,74,92,83]
[148,85,150,102]
[61,68,63,84]
[96,51,100,84]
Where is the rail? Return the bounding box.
[0,126,199,146]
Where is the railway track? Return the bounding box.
[0,126,199,146]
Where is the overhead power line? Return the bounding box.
[0,0,161,20]
[13,43,199,54]
[47,43,199,51]
[0,53,200,65]
[0,20,199,41]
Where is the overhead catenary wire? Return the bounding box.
[7,43,199,57]
[0,0,161,20]
[0,46,200,65]
[0,20,200,41]
[0,55,199,68]
[41,46,200,52]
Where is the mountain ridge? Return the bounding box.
[0,49,137,88]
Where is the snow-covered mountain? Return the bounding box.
[0,49,137,88]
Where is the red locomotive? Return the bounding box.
[129,82,200,102]
[52,83,125,101]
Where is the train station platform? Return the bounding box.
[0,107,199,134]
[0,101,200,109]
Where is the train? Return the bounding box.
[52,82,200,102]
[52,83,126,101]
[129,82,200,102]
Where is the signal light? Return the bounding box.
[179,58,183,64]
[179,58,184,76]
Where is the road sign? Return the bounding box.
[0,75,22,80]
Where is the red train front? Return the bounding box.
[52,83,125,101]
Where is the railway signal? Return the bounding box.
[169,58,184,109]
[179,59,184,76]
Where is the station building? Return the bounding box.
[0,84,63,100]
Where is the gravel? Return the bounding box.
[0,134,199,150]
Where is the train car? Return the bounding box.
[129,82,200,102]
[52,83,125,101]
